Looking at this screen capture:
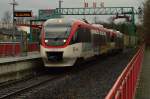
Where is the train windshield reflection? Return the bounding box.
[44,24,71,46]
[44,25,71,39]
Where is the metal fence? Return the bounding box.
[0,42,39,57]
[105,44,144,99]
[0,42,20,57]
[0,23,13,29]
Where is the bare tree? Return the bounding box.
[1,11,12,24]
[108,16,114,24]
[143,0,150,46]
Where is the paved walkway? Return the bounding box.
[135,48,150,99]
[0,51,41,63]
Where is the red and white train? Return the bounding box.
[40,18,124,67]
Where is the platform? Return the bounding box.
[0,51,41,64]
[0,51,42,83]
[135,48,150,99]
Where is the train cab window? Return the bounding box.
[44,23,71,46]
[73,32,77,41]
[70,31,78,44]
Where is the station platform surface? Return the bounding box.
[135,48,150,99]
[0,51,41,64]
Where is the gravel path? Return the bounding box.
[135,48,150,99]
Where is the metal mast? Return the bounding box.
[9,0,18,41]
[9,0,18,56]
[59,0,63,14]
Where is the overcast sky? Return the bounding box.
[0,0,145,22]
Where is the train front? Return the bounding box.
[40,18,78,67]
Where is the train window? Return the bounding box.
[106,32,110,42]
[91,29,101,46]
[73,32,77,41]
[44,23,71,46]
[98,31,107,45]
[70,31,78,44]
[99,35,105,45]
[76,27,91,43]
[85,28,91,42]
[44,23,71,40]
[111,36,115,42]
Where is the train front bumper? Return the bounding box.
[43,57,77,67]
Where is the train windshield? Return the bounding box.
[44,24,71,46]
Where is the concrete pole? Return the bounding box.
[59,0,63,14]
[83,0,86,19]
[93,0,97,23]
[9,0,18,55]
[9,0,18,41]
[59,0,63,9]
[12,0,15,41]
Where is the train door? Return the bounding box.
[110,33,116,51]
[91,29,101,55]
[99,31,107,54]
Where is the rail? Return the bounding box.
[105,44,144,99]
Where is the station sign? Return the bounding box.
[14,10,32,17]
[39,9,61,19]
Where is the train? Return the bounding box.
[40,18,126,67]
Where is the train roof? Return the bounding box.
[92,24,103,28]
[43,18,86,27]
[43,18,123,37]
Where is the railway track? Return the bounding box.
[0,57,103,99]
[0,72,66,99]
[0,48,136,99]
[24,48,136,99]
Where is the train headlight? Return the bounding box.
[63,39,66,43]
[58,19,62,23]
[45,40,48,43]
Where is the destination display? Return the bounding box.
[14,11,32,17]
[39,9,61,19]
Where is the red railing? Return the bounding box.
[0,42,21,57]
[0,42,39,57]
[105,44,144,99]
[28,42,39,52]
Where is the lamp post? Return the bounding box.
[9,0,18,55]
[83,0,88,19]
[59,0,63,9]
[9,0,18,41]
[93,0,97,23]
[58,0,63,14]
